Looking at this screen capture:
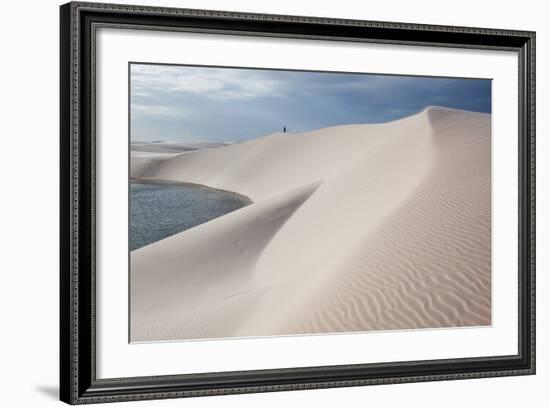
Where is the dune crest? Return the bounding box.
[130,106,491,341]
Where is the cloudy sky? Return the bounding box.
[130,63,491,143]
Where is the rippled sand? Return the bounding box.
[130,106,491,341]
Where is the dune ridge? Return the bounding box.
[130,106,491,341]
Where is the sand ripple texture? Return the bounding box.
[130,106,491,341]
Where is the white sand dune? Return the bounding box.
[131,140,228,153]
[130,106,491,341]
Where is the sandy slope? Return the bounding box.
[131,140,228,153]
[130,106,491,341]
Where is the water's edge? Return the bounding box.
[130,180,252,251]
[130,177,253,204]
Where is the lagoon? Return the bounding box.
[130,181,250,251]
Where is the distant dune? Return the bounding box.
[130,106,491,342]
[131,140,228,154]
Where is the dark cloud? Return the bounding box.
[131,64,491,142]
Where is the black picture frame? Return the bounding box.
[60,2,536,404]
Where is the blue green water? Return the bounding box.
[130,182,250,251]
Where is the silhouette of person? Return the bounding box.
[283,126,286,133]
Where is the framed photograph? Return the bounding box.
[60,1,536,404]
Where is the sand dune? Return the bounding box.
[130,106,491,341]
[131,140,228,153]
